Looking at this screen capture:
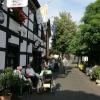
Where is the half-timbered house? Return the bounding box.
[0,0,46,71]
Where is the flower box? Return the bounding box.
[10,8,27,24]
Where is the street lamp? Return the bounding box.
[0,0,5,24]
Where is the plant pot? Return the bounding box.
[96,80,100,84]
[0,93,12,100]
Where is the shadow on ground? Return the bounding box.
[12,89,100,100]
[54,66,73,79]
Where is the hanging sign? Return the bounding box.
[7,0,28,8]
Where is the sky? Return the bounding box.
[38,0,96,24]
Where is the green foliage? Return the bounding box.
[0,67,13,89]
[80,0,100,50]
[10,75,25,95]
[0,67,25,95]
[68,0,100,56]
[91,66,100,80]
[52,0,100,58]
[52,11,77,54]
[3,67,13,75]
[68,31,89,55]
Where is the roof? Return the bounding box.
[33,0,40,8]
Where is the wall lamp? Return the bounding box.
[0,0,5,24]
[34,40,41,49]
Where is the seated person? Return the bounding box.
[26,64,39,88]
[13,66,27,81]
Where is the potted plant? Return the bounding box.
[0,67,13,100]
[9,7,27,24]
[0,90,12,100]
[90,65,100,82]
[10,75,25,95]
[94,66,100,85]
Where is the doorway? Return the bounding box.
[6,43,19,69]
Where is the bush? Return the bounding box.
[9,75,25,95]
[0,67,13,90]
[0,67,26,95]
[91,65,100,80]
[3,67,13,75]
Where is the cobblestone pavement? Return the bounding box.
[12,67,100,100]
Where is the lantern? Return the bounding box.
[0,9,4,24]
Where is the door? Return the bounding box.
[6,44,19,69]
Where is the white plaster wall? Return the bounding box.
[8,35,19,45]
[23,7,28,16]
[20,40,27,52]
[29,21,33,31]
[0,51,5,70]
[21,26,27,38]
[0,30,6,48]
[28,31,33,40]
[24,19,28,26]
[9,18,20,33]
[36,8,43,24]
[37,37,41,43]
[20,55,26,66]
[38,30,41,38]
[29,13,34,22]
[34,35,38,41]
[27,43,32,53]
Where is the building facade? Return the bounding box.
[0,0,46,71]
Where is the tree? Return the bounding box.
[68,31,88,56]
[79,0,100,65]
[52,11,77,54]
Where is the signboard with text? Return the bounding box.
[7,0,28,8]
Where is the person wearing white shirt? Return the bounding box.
[62,57,69,73]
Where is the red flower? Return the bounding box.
[11,7,27,23]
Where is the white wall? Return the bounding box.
[23,7,28,16]
[9,18,20,33]
[34,34,38,41]
[24,19,28,27]
[8,35,19,45]
[20,55,26,66]
[29,13,34,21]
[29,21,33,31]
[27,43,32,53]
[0,30,6,48]
[0,51,5,70]
[21,26,27,38]
[20,40,27,52]
[28,31,33,40]
[38,25,41,37]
